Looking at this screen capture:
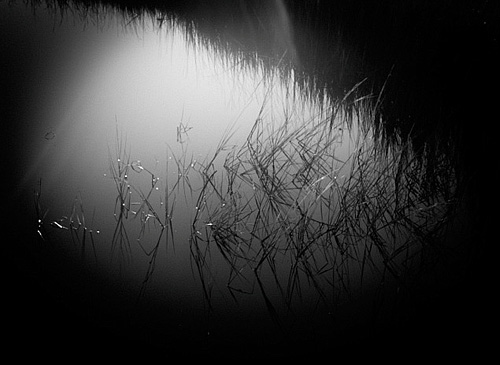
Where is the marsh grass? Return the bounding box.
[27,0,461,331]
[32,96,457,330]
[29,84,459,351]
[29,0,497,165]
[78,73,458,323]
[106,123,182,298]
[185,91,457,318]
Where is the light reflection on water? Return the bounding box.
[11,3,358,301]
[5,1,457,349]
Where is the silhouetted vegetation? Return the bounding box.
[31,0,498,195]
[8,0,497,357]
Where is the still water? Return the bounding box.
[4,1,354,343]
[3,0,475,357]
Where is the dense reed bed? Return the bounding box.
[31,0,498,144]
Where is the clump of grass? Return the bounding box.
[188,90,457,315]
[33,91,458,331]
[106,122,180,297]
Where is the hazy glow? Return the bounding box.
[11,3,363,295]
[18,7,268,201]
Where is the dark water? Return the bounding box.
[3,0,497,359]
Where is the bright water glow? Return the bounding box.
[7,1,365,310]
[2,1,469,353]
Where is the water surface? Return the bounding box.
[3,0,494,358]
